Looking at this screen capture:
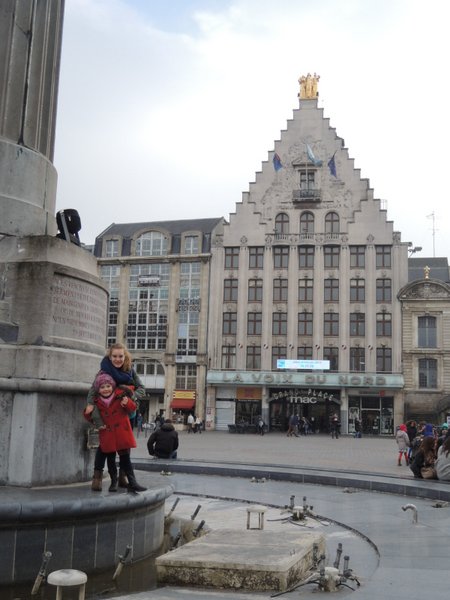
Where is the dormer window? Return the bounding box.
[184,235,199,255]
[135,231,168,256]
[105,239,119,257]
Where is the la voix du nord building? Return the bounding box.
[206,74,408,436]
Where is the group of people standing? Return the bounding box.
[84,343,181,492]
[395,420,450,480]
[186,413,203,433]
[286,413,318,437]
[84,343,147,493]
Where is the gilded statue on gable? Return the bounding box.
[298,73,320,99]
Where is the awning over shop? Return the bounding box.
[171,390,196,410]
[171,399,195,410]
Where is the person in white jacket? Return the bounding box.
[395,424,410,466]
[435,436,450,481]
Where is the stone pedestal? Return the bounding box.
[0,235,108,487]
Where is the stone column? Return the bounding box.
[0,0,64,236]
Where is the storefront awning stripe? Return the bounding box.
[171,399,195,410]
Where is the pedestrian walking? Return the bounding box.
[287,413,299,437]
[330,413,341,439]
[395,424,410,466]
[187,413,194,433]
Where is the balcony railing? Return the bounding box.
[292,188,321,202]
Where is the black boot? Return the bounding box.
[108,469,118,492]
[120,452,146,492]
[127,472,147,492]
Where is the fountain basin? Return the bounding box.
[0,475,173,586]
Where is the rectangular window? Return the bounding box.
[376,347,392,372]
[127,264,169,351]
[272,312,287,335]
[298,312,313,336]
[419,358,437,388]
[175,364,197,389]
[222,312,237,335]
[300,170,315,190]
[324,278,339,302]
[105,239,119,257]
[418,316,437,348]
[299,246,314,268]
[324,246,340,268]
[246,346,261,370]
[184,235,199,254]
[350,279,365,302]
[376,279,392,302]
[297,346,313,360]
[225,247,239,269]
[376,245,391,268]
[273,246,289,268]
[350,347,365,371]
[323,346,339,371]
[324,312,339,336]
[273,278,288,302]
[350,246,365,268]
[272,346,287,370]
[177,338,197,355]
[249,246,264,269]
[248,278,263,302]
[376,312,392,336]
[221,345,236,369]
[350,313,365,336]
[247,312,262,335]
[223,278,238,302]
[298,278,313,301]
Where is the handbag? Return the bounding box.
[420,465,437,479]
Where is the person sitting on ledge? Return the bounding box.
[435,436,450,481]
[147,419,179,459]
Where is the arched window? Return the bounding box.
[135,231,168,256]
[300,211,314,234]
[325,212,340,234]
[275,213,289,234]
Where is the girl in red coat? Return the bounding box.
[85,373,146,492]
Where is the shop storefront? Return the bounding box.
[206,370,404,435]
[235,387,262,425]
[269,388,341,432]
[348,395,394,436]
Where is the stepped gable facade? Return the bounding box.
[206,77,409,435]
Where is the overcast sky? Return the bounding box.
[54,0,450,259]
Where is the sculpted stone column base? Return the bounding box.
[0,235,107,487]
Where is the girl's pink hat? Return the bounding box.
[94,373,116,391]
[399,424,407,431]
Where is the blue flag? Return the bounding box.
[273,152,282,171]
[327,152,337,178]
[306,143,323,167]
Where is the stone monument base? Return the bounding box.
[0,235,108,487]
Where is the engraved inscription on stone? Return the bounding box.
[52,275,106,344]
